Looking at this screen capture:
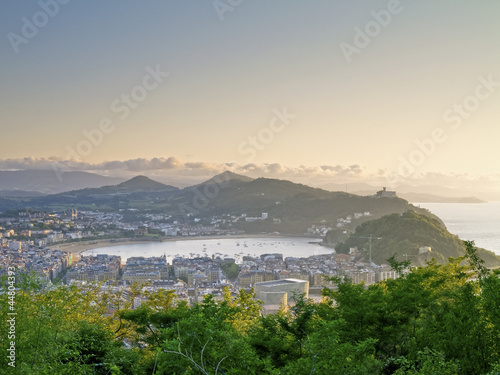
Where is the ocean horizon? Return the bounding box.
[416,202,500,255]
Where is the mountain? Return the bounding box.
[0,190,47,198]
[394,184,496,201]
[0,170,124,194]
[162,175,441,234]
[329,211,500,267]
[184,176,325,211]
[197,171,254,187]
[115,175,174,191]
[50,175,178,196]
[0,172,441,236]
[0,176,179,212]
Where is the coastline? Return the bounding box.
[50,234,318,256]
[50,239,157,256]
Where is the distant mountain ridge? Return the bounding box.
[0,169,491,202]
[1,170,496,265]
[195,171,254,187]
[0,172,440,237]
[0,190,47,198]
[399,193,486,204]
[115,175,174,191]
[165,173,443,235]
[0,170,124,194]
[320,182,487,203]
[24,175,177,198]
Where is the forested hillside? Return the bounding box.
[330,211,500,267]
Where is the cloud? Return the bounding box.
[106,157,184,171]
[0,157,374,186]
[1,157,500,193]
[0,157,66,170]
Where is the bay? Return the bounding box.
[82,202,500,261]
[81,237,332,263]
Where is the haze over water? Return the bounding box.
[417,202,500,255]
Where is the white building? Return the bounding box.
[254,278,309,306]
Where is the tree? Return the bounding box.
[0,275,143,374]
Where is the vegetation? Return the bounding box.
[220,261,239,281]
[2,242,500,374]
[332,211,500,267]
[0,174,440,236]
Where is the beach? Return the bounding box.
[50,234,300,257]
[50,239,157,255]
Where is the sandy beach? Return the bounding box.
[50,234,299,256]
[50,239,157,255]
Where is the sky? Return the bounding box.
[1,1,500,191]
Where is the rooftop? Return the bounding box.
[255,278,308,287]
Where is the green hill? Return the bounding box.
[0,172,444,236]
[331,211,500,267]
[164,175,441,234]
[0,176,179,211]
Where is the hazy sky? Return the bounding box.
[1,1,499,187]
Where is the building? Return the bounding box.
[376,265,400,282]
[8,241,22,251]
[122,256,169,284]
[374,187,397,198]
[66,254,121,283]
[188,271,208,287]
[278,270,310,283]
[346,269,376,286]
[238,270,274,288]
[311,272,338,287]
[419,246,432,254]
[334,253,353,264]
[207,266,222,283]
[254,278,309,306]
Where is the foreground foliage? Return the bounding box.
[2,241,500,374]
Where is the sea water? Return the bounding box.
[81,202,500,260]
[81,237,332,263]
[416,202,500,255]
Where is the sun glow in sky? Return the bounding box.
[1,1,499,188]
